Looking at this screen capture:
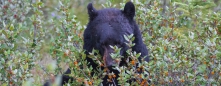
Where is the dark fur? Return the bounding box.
[44,2,149,86]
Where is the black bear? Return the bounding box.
[44,1,149,86]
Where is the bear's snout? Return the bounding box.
[102,45,119,67]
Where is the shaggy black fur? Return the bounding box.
[44,1,149,86]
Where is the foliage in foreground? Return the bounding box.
[0,0,221,85]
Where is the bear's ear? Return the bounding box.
[87,3,97,21]
[123,1,135,20]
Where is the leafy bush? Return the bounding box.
[0,0,220,86]
[136,0,221,85]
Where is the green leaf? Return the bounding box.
[187,73,194,78]
[9,24,14,31]
[59,1,64,6]
[135,52,141,58]
[2,21,6,27]
[124,35,129,42]
[198,64,207,73]
[1,58,5,63]
[2,30,8,38]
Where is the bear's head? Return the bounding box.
[43,2,149,86]
[84,2,149,67]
